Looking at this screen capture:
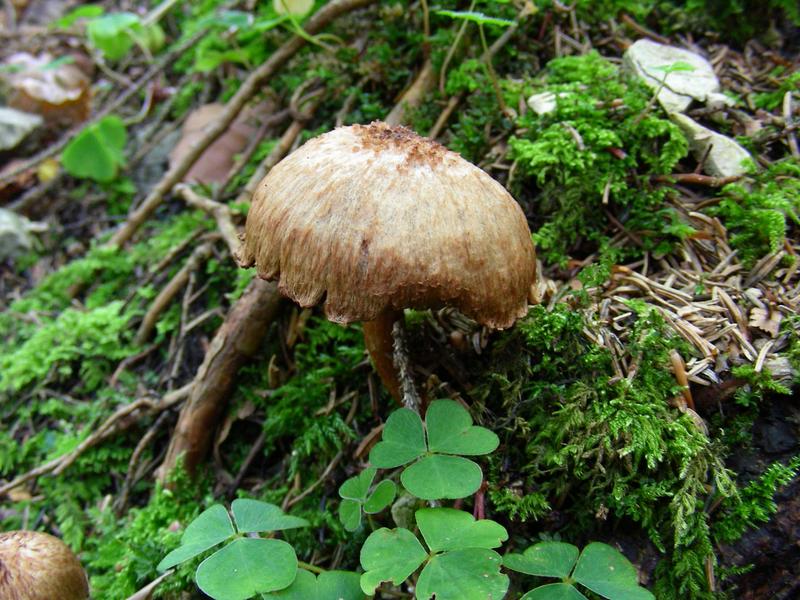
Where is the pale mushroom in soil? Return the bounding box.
[0,529,90,600]
[237,121,536,402]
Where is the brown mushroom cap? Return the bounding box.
[0,530,89,600]
[238,121,535,329]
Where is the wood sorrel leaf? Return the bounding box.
[416,548,509,600]
[363,479,396,514]
[416,508,508,552]
[369,409,426,468]
[572,543,654,600]
[521,583,589,600]
[425,399,499,456]
[359,527,427,595]
[231,499,308,533]
[401,454,482,500]
[504,541,580,579]
[268,568,366,599]
[339,499,362,532]
[195,538,297,600]
[157,504,234,571]
[339,467,377,501]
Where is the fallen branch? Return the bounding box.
[156,279,283,481]
[176,185,241,256]
[0,384,193,498]
[109,0,377,248]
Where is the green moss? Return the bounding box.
[477,303,734,598]
[509,52,690,265]
[710,159,800,267]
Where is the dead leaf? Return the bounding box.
[169,103,263,185]
[2,52,91,125]
[749,306,781,337]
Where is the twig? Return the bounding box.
[0,384,193,498]
[653,173,742,187]
[393,321,421,412]
[176,185,241,257]
[285,450,345,508]
[109,0,377,248]
[385,59,437,127]
[135,242,216,345]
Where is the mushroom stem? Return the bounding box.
[362,309,404,404]
[392,320,421,412]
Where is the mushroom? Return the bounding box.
[237,121,535,403]
[0,530,90,600]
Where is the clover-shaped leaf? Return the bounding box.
[507,541,654,600]
[360,527,427,595]
[266,568,365,599]
[572,543,654,600]
[426,400,500,455]
[521,583,588,600]
[503,541,579,579]
[62,116,127,182]
[196,538,296,600]
[157,501,309,600]
[337,467,397,531]
[416,507,507,552]
[157,505,234,571]
[416,548,508,600]
[369,409,426,468]
[231,499,309,533]
[359,508,509,599]
[369,400,498,500]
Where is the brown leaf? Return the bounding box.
[169,103,260,185]
[749,306,781,337]
[3,52,91,125]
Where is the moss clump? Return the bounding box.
[711,159,800,266]
[509,52,690,265]
[477,303,735,599]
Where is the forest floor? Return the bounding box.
[0,1,798,599]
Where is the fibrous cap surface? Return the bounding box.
[239,121,535,328]
[0,530,89,600]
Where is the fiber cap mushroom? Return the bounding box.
[0,530,89,600]
[238,121,535,399]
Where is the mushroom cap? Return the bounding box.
[0,530,89,600]
[238,121,536,328]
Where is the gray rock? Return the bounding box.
[670,112,752,177]
[0,208,46,261]
[623,39,720,113]
[0,107,43,151]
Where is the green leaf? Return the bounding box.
[521,583,589,600]
[196,538,297,600]
[62,116,127,183]
[435,9,514,27]
[572,543,654,600]
[339,499,362,532]
[504,541,580,578]
[369,408,426,468]
[268,569,366,599]
[231,499,309,533]
[52,4,104,28]
[416,508,507,552]
[416,548,509,600]
[359,527,428,595]
[363,479,396,514]
[157,505,234,571]
[86,12,141,60]
[401,454,483,500]
[653,61,696,74]
[425,400,499,456]
[339,467,377,501]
